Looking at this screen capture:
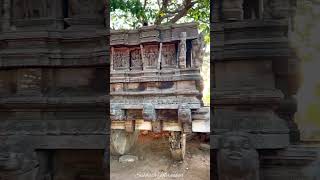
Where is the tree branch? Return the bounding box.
[169,0,195,24]
[155,0,171,24]
[144,0,147,9]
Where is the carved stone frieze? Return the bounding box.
[143,45,159,69]
[130,48,142,70]
[161,44,177,68]
[111,96,201,108]
[112,47,130,70]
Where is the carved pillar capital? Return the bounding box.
[178,103,192,124]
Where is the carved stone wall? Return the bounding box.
[212,0,319,179]
[0,1,108,179]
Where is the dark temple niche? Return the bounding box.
[130,48,143,70]
[37,150,105,180]
[112,47,130,71]
[0,70,15,96]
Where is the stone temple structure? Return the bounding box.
[211,0,320,179]
[0,0,108,179]
[110,23,210,160]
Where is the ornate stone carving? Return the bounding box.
[17,68,42,96]
[222,0,244,21]
[143,45,159,69]
[218,132,259,180]
[243,0,262,19]
[0,72,8,95]
[130,48,142,70]
[178,103,192,124]
[178,32,187,69]
[263,0,290,19]
[110,104,124,121]
[113,48,130,70]
[111,96,201,108]
[161,44,176,68]
[142,103,156,121]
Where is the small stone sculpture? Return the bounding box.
[218,131,259,180]
[178,103,192,124]
[142,103,156,121]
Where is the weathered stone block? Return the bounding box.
[215,60,275,89]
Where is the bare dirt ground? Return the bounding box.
[110,132,210,180]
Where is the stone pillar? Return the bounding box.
[210,0,314,179]
[178,32,187,68]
